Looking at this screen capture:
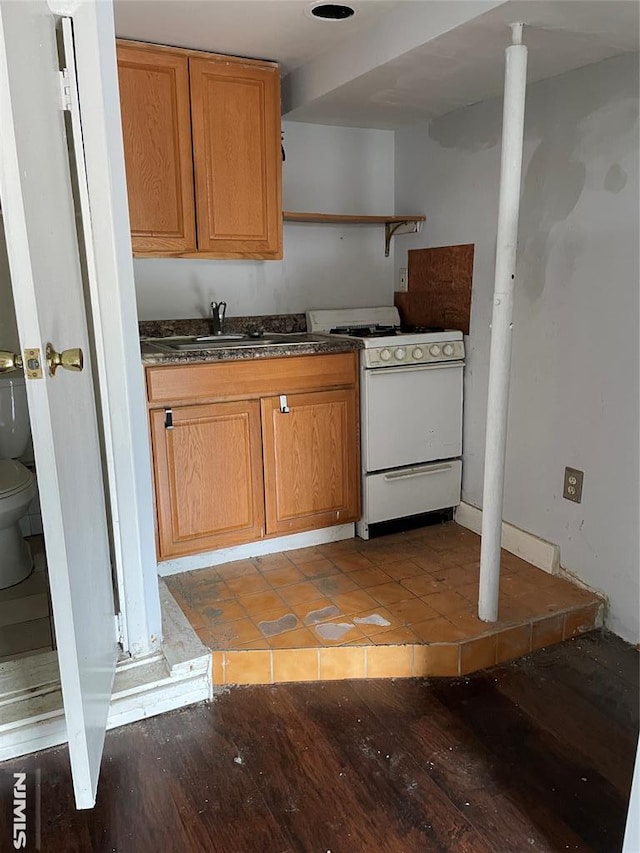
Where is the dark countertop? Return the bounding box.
[140,334,362,366]
[139,313,361,366]
[139,313,307,340]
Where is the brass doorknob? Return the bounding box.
[46,343,83,376]
[0,350,23,374]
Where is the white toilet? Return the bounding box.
[0,373,37,588]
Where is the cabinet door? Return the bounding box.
[116,43,196,253]
[150,401,264,558]
[261,389,360,536]
[189,56,282,258]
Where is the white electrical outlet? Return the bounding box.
[563,467,584,503]
[396,268,408,292]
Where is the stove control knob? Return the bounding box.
[443,344,455,357]
[394,347,406,361]
[379,348,392,362]
[412,347,424,360]
[429,345,441,357]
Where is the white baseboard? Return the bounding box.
[454,501,560,574]
[157,523,355,576]
[0,582,211,761]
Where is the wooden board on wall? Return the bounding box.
[395,244,475,335]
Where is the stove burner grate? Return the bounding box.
[329,324,398,338]
[401,325,446,333]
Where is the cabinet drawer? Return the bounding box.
[364,460,461,525]
[146,353,358,405]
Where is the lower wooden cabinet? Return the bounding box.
[261,389,359,536]
[150,400,265,558]
[146,353,360,560]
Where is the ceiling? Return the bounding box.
[113,0,640,128]
[113,1,402,74]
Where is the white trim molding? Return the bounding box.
[64,1,162,656]
[158,523,355,576]
[455,501,560,574]
[0,582,210,761]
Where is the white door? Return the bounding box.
[363,363,464,472]
[0,0,117,809]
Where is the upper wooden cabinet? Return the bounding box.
[116,44,196,254]
[189,57,282,257]
[116,40,282,260]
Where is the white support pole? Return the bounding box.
[478,23,528,622]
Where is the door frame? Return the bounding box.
[46,0,161,656]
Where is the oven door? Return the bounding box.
[363,361,463,472]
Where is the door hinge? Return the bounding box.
[279,395,290,413]
[114,612,125,645]
[164,407,174,429]
[59,68,72,111]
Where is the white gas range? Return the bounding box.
[307,307,465,539]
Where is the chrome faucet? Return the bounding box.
[210,301,227,335]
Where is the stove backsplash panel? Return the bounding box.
[395,244,474,335]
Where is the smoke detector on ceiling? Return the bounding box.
[307,3,356,22]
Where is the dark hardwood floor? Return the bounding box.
[0,630,637,852]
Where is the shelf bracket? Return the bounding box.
[384,220,422,257]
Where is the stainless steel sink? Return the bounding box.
[169,334,249,350]
[196,334,246,342]
[143,333,323,352]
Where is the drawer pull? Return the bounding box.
[279,394,290,414]
[164,408,174,429]
[369,361,464,378]
[383,463,452,482]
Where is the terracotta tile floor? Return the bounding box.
[165,522,603,685]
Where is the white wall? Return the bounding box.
[395,53,639,642]
[134,121,395,319]
[0,223,19,350]
[0,223,35,466]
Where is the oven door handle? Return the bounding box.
[368,360,464,376]
[383,463,454,481]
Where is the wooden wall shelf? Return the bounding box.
[283,211,426,256]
